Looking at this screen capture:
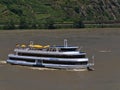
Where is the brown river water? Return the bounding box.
[0,28,120,90]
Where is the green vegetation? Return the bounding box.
[0,0,120,30]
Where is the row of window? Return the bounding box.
[17,53,86,58]
[43,60,88,65]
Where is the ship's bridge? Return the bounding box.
[54,46,79,52]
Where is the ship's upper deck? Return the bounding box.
[14,39,86,55]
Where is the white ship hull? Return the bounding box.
[7,54,94,70]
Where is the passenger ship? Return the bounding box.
[7,39,94,70]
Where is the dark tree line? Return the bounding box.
[2,17,85,30]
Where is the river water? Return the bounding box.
[0,28,120,90]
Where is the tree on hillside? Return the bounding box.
[73,19,85,28]
[3,19,15,30]
[29,19,37,29]
[44,17,56,29]
[19,17,29,29]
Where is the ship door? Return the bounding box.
[35,60,42,66]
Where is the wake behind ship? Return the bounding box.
[7,39,94,70]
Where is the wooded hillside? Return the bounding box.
[0,0,120,29]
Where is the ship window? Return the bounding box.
[18,52,86,58]
[9,57,35,62]
[60,48,77,52]
[43,60,88,65]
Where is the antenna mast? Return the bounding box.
[64,39,68,47]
